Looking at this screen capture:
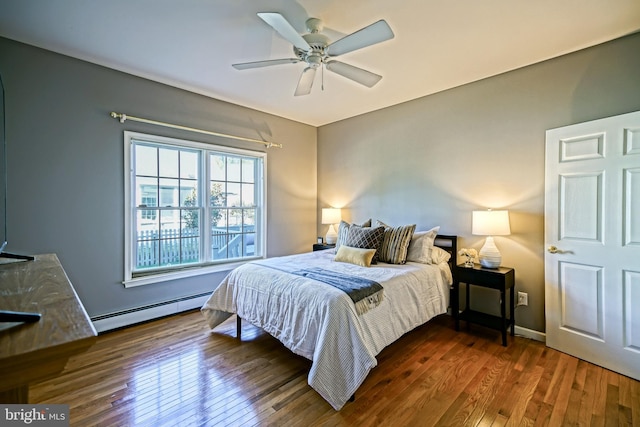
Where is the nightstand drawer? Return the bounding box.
[455,265,514,290]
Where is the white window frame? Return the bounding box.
[123,131,267,287]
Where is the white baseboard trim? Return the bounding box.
[447,309,546,343]
[514,325,546,342]
[91,293,210,333]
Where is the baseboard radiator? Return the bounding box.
[91,292,211,333]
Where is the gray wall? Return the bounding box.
[317,32,640,333]
[3,32,639,333]
[0,37,317,317]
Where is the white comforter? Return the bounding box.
[201,249,452,410]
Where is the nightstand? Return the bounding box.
[313,243,335,251]
[453,264,515,346]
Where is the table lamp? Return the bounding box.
[472,209,510,268]
[321,208,341,244]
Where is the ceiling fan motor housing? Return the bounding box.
[295,31,330,67]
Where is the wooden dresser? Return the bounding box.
[0,254,97,403]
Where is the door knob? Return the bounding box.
[548,245,559,254]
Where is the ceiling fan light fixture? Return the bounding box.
[307,54,322,68]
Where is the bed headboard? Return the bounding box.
[434,234,457,279]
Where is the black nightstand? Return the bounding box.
[453,264,515,346]
[313,243,335,251]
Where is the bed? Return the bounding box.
[201,226,457,410]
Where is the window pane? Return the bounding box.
[135,144,157,177]
[160,209,180,238]
[241,183,255,207]
[159,147,179,178]
[211,208,227,229]
[227,157,241,182]
[181,237,200,264]
[211,234,227,260]
[180,150,198,179]
[136,237,159,269]
[243,209,256,230]
[136,176,157,206]
[210,182,225,207]
[227,182,241,207]
[160,239,181,266]
[136,210,159,269]
[211,209,227,260]
[180,180,198,207]
[228,209,242,228]
[242,158,255,183]
[137,210,159,238]
[244,233,255,256]
[210,154,225,180]
[181,209,200,263]
[227,231,242,259]
[181,207,199,231]
[159,179,178,206]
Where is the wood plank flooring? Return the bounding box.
[30,310,640,426]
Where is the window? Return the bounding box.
[124,131,266,287]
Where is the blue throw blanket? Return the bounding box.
[290,267,384,315]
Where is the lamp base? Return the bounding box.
[479,236,501,268]
[325,224,337,245]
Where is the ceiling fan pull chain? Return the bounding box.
[322,65,325,91]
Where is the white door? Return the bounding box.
[545,110,640,381]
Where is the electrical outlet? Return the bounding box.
[517,291,528,306]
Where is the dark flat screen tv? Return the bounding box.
[0,73,33,261]
[0,72,39,323]
[1,72,8,255]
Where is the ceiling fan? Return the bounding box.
[232,13,394,96]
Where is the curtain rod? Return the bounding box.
[109,112,283,148]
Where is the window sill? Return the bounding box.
[123,259,259,288]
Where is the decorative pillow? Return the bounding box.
[376,220,416,264]
[336,218,372,250]
[345,225,385,264]
[406,226,440,264]
[431,246,451,264]
[334,245,376,267]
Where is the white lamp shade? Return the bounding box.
[321,208,341,225]
[472,210,511,236]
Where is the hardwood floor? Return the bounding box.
[30,310,639,426]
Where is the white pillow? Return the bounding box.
[406,226,440,264]
[431,246,451,264]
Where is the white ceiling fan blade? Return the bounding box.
[325,61,382,87]
[232,58,300,70]
[294,67,316,96]
[257,12,311,51]
[326,20,394,56]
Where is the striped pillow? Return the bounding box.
[376,221,416,264]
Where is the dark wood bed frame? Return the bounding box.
[235,234,458,340]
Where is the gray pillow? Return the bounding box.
[335,218,372,250]
[345,225,385,264]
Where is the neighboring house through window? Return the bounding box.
[123,131,266,287]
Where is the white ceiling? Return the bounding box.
[1,0,639,126]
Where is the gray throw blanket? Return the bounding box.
[291,267,384,315]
